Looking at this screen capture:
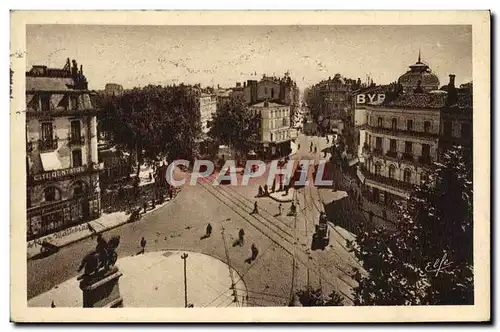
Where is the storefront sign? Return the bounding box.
[356,93,385,105]
[33,163,102,182]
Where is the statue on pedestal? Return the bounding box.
[77,234,120,281]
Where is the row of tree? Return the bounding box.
[97,84,202,173]
[296,146,473,306]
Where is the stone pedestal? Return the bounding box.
[79,266,123,308]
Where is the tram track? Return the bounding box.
[195,174,357,301]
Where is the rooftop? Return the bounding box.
[249,101,288,108]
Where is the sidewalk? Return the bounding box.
[27,194,176,260]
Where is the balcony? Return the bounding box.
[386,150,398,158]
[418,155,432,164]
[372,147,383,156]
[366,125,439,140]
[359,165,414,193]
[38,138,58,152]
[68,135,85,146]
[402,152,414,162]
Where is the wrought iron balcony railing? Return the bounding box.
[38,138,58,152]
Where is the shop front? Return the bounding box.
[27,192,101,240]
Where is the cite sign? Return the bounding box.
[356,93,386,105]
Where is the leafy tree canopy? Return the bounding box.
[349,146,473,305]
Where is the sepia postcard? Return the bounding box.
[10,10,490,323]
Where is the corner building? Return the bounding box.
[26,59,102,240]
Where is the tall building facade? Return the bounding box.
[26,59,102,240]
[249,101,292,158]
[356,56,471,209]
[199,92,217,134]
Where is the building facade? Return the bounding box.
[356,56,471,210]
[199,92,217,134]
[26,59,102,240]
[249,101,292,158]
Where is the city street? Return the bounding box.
[28,134,363,307]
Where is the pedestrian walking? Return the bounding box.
[206,223,213,237]
[264,184,269,196]
[51,301,56,308]
[271,178,276,193]
[278,203,282,216]
[238,229,245,244]
[251,244,259,261]
[290,202,296,215]
[140,237,147,254]
[309,142,313,152]
[143,201,148,214]
[258,185,263,197]
[250,201,259,215]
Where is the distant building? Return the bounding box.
[104,83,124,96]
[26,58,102,240]
[249,101,292,158]
[199,92,217,134]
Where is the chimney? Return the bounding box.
[217,84,220,89]
[448,74,456,88]
[236,82,241,88]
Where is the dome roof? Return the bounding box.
[397,52,440,92]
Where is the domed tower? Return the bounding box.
[397,50,440,94]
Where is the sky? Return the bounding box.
[26,25,472,91]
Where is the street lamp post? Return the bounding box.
[181,253,188,308]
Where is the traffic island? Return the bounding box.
[268,188,294,203]
[29,251,248,308]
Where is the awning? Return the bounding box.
[348,158,359,167]
[40,151,63,172]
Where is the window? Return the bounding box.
[282,117,287,127]
[391,118,397,130]
[41,122,54,141]
[377,117,383,127]
[44,186,61,202]
[270,133,273,141]
[389,139,397,153]
[461,123,472,139]
[70,120,81,141]
[424,121,431,133]
[41,94,51,111]
[265,87,268,95]
[73,181,88,197]
[405,141,413,154]
[422,144,430,157]
[403,169,412,183]
[72,149,83,167]
[376,137,383,150]
[407,119,413,131]
[70,95,79,110]
[420,173,428,184]
[375,163,382,176]
[443,121,452,137]
[388,165,396,179]
[271,88,274,98]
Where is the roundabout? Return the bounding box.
[28,251,248,308]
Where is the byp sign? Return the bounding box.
[356,93,385,105]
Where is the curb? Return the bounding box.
[27,192,180,261]
[268,190,294,203]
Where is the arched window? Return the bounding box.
[388,165,396,179]
[420,173,429,184]
[403,168,412,183]
[391,118,397,130]
[377,117,383,127]
[44,186,61,202]
[72,180,88,197]
[375,163,382,176]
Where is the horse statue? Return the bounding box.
[77,234,120,280]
